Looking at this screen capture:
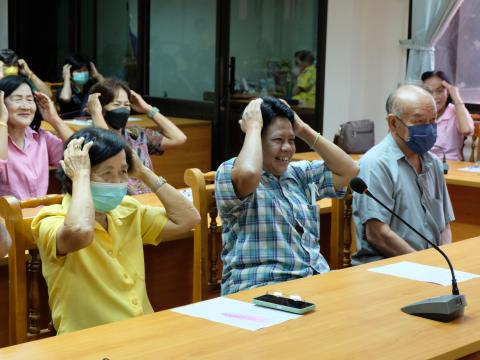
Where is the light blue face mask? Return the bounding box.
[72,71,89,85]
[90,181,128,213]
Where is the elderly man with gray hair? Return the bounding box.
[352,85,454,265]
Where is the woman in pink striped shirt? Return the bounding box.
[0,76,74,199]
[422,71,474,161]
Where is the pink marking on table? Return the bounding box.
[222,313,267,323]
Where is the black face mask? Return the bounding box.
[104,108,130,130]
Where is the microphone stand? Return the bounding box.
[359,186,467,322]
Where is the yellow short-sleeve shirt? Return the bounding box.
[292,64,316,108]
[31,194,168,334]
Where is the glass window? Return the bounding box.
[149,0,216,101]
[96,0,139,87]
[230,0,318,108]
[435,1,480,104]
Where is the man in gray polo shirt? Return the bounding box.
[352,85,454,265]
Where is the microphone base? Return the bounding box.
[401,294,467,322]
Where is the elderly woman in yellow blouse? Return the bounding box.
[292,50,316,108]
[31,127,200,334]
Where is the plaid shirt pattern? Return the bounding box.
[215,158,345,295]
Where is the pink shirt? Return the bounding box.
[0,128,63,200]
[430,103,474,161]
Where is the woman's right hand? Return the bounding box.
[238,98,263,133]
[0,91,8,125]
[60,137,94,181]
[62,64,72,81]
[86,93,103,117]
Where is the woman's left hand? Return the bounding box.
[130,90,152,114]
[292,111,308,136]
[34,91,58,123]
[279,98,307,136]
[442,80,462,104]
[17,59,33,78]
[89,62,103,80]
[128,149,148,180]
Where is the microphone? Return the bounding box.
[350,177,466,322]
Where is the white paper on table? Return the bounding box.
[64,117,142,126]
[171,297,301,331]
[64,119,92,126]
[458,165,480,173]
[368,261,480,286]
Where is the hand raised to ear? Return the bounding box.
[441,80,462,104]
[239,98,263,133]
[86,93,103,117]
[62,64,72,81]
[34,91,58,123]
[129,90,151,114]
[60,137,94,180]
[0,91,8,125]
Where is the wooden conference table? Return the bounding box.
[293,152,480,242]
[1,237,479,359]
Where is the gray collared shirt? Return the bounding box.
[352,133,455,265]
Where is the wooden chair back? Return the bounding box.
[468,121,480,163]
[0,194,63,345]
[184,169,221,302]
[329,188,355,269]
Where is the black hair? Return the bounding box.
[89,78,131,107]
[56,127,133,194]
[64,53,90,73]
[0,75,41,131]
[259,96,294,134]
[0,49,19,66]
[294,50,315,65]
[421,70,451,83]
[421,70,452,105]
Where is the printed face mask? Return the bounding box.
[90,181,128,212]
[104,108,130,130]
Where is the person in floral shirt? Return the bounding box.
[87,78,186,194]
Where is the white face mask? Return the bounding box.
[292,67,300,76]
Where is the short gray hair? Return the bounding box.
[385,85,433,117]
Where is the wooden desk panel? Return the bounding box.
[1,238,479,359]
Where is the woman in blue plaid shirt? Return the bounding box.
[215,97,359,295]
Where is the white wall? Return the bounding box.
[0,0,8,49]
[324,0,409,143]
